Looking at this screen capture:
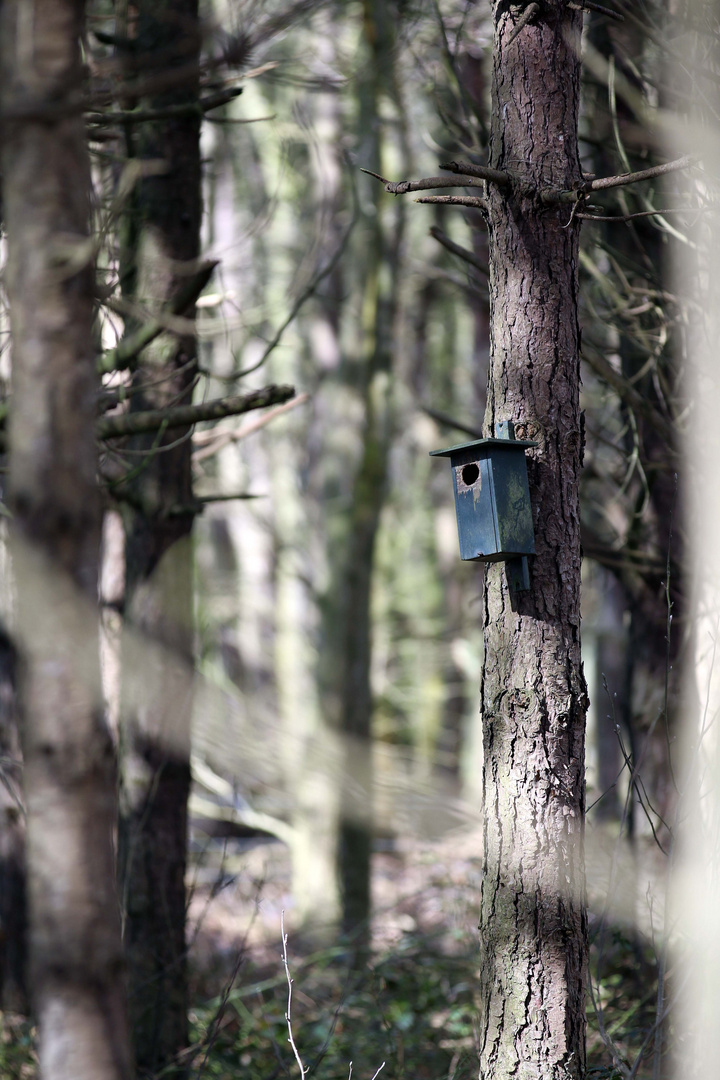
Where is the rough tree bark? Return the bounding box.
[478,4,588,1077]
[115,3,202,1075]
[0,1,131,1077]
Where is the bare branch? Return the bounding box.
[415,195,488,210]
[86,88,243,126]
[362,169,486,196]
[507,2,540,46]
[439,159,512,187]
[588,154,696,191]
[543,155,698,205]
[429,226,489,276]
[234,166,359,379]
[97,385,296,440]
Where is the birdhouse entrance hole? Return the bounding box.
[461,463,480,486]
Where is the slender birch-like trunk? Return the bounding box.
[1,2,131,1077]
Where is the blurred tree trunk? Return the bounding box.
[332,0,406,956]
[270,20,344,937]
[587,9,681,834]
[115,3,202,1075]
[478,4,588,1077]
[0,626,27,1014]
[0,1,131,1077]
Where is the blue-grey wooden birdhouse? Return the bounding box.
[430,420,537,591]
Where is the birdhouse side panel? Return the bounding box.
[490,450,535,557]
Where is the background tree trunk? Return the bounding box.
[1,1,131,1077]
[332,0,406,956]
[0,625,27,1014]
[478,4,588,1077]
[115,3,202,1074]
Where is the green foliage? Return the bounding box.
[185,919,663,1080]
[586,927,661,1079]
[0,1013,37,1080]
[188,930,477,1080]
[0,921,662,1080]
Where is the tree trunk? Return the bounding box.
[1,2,131,1077]
[478,4,588,1077]
[0,625,28,1014]
[115,3,202,1075]
[333,0,406,956]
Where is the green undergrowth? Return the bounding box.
[586,926,662,1080]
[0,923,662,1080]
[187,929,478,1080]
[0,1012,37,1080]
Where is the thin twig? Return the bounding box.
[235,156,359,380]
[281,911,308,1079]
[577,206,714,222]
[422,405,482,439]
[615,728,669,854]
[567,0,624,20]
[86,88,243,126]
[581,347,676,446]
[429,226,489,275]
[191,877,266,1080]
[97,385,295,439]
[193,392,309,462]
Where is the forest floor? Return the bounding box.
[0,818,665,1079]
[186,819,665,1080]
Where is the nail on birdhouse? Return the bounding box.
[429,420,537,593]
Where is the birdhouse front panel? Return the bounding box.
[451,448,497,561]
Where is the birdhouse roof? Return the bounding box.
[429,436,538,458]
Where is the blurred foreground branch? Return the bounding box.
[97,385,296,439]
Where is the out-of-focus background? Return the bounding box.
[1,1,717,1078]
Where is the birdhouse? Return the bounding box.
[430,420,537,591]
